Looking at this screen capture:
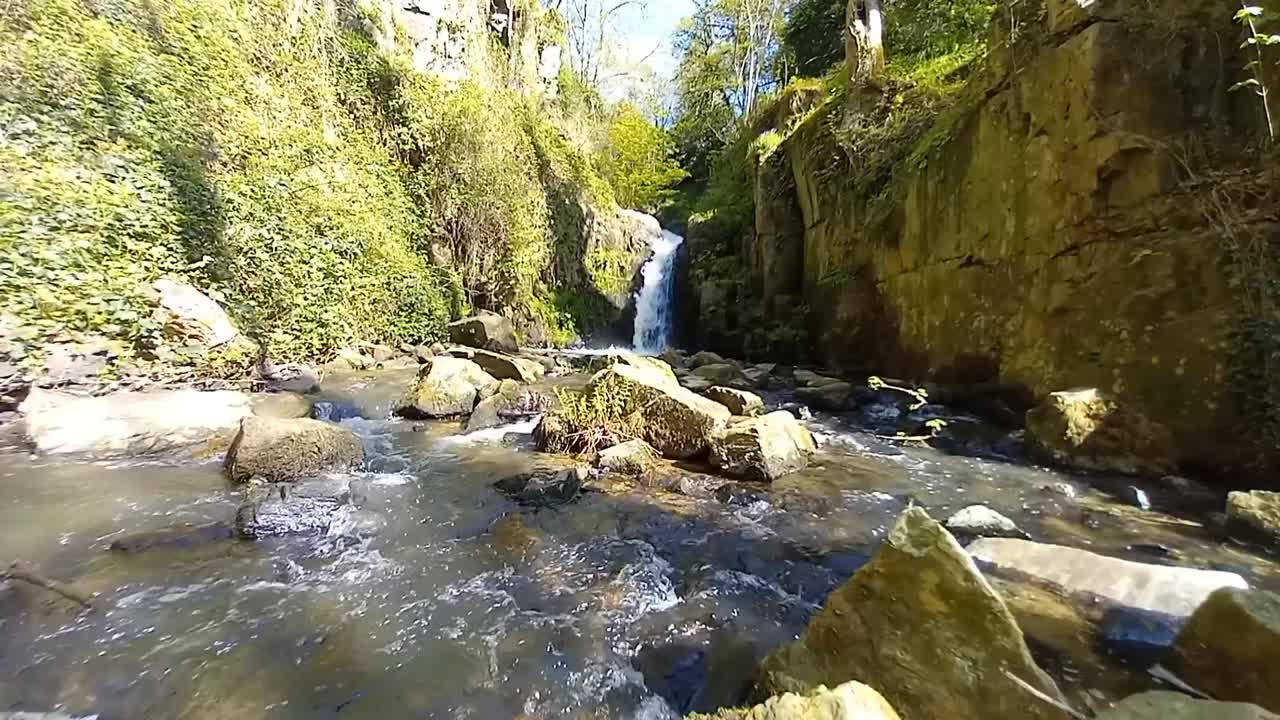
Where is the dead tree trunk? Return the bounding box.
[845,0,885,86]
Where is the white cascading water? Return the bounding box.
[631,218,684,354]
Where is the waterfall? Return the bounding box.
[632,224,684,354]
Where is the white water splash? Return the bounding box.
[631,216,684,354]
[442,417,540,445]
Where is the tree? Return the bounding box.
[783,0,847,77]
[595,104,688,211]
[845,0,885,84]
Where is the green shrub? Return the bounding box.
[595,104,688,212]
[542,379,647,456]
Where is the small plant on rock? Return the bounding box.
[1232,4,1278,142]
[868,375,948,444]
[542,377,648,456]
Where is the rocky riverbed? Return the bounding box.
[3,332,1280,719]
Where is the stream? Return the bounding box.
[2,367,1279,719]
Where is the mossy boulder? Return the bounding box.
[589,363,731,459]
[470,349,545,384]
[398,357,499,418]
[1170,588,1280,713]
[756,507,1068,720]
[447,312,518,353]
[224,417,365,483]
[707,386,765,416]
[1097,692,1278,720]
[596,439,656,475]
[1025,389,1177,476]
[691,681,901,720]
[1226,491,1280,545]
[711,411,816,482]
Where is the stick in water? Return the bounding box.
[1,561,95,610]
[1005,670,1089,720]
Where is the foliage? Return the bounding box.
[884,0,994,71]
[595,104,688,211]
[1231,5,1278,142]
[783,0,846,77]
[543,379,648,455]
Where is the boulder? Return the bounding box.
[689,350,727,368]
[1025,388,1177,476]
[257,362,320,394]
[494,467,588,506]
[690,681,901,720]
[1226,491,1280,544]
[471,349,544,383]
[447,312,518,353]
[590,364,731,459]
[757,507,1067,720]
[234,478,359,539]
[465,394,507,432]
[1096,692,1279,720]
[967,538,1248,618]
[793,370,843,388]
[398,357,499,418]
[681,375,714,394]
[1170,588,1280,713]
[533,413,568,452]
[660,349,689,368]
[795,383,852,411]
[706,387,765,416]
[333,347,372,370]
[251,392,313,419]
[596,439,656,475]
[224,417,365,483]
[19,387,251,458]
[152,278,239,348]
[412,345,436,363]
[42,340,112,385]
[741,367,772,389]
[945,505,1027,539]
[710,412,816,482]
[358,343,395,363]
[693,363,746,385]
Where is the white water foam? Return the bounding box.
[631,216,684,354]
[442,417,540,445]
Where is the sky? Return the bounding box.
[599,0,697,103]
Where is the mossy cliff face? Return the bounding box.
[721,0,1280,472]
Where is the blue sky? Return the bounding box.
[615,0,697,78]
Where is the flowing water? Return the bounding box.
[3,375,1280,720]
[631,219,683,355]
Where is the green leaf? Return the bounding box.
[1236,6,1264,20]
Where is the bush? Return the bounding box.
[541,378,647,455]
[595,104,688,212]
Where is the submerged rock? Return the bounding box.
[1025,388,1177,476]
[494,467,588,506]
[590,363,730,460]
[19,387,251,458]
[224,417,365,483]
[690,681,901,720]
[1171,588,1280,713]
[109,522,234,552]
[1226,491,1280,544]
[234,478,359,539]
[398,357,499,418]
[945,505,1027,539]
[706,387,765,417]
[710,412,816,482]
[447,312,518,353]
[596,439,656,475]
[470,349,544,384]
[756,507,1067,720]
[967,538,1248,618]
[1096,692,1278,720]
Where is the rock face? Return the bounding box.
[19,388,251,458]
[590,363,731,459]
[235,478,359,539]
[1171,588,1280,713]
[1226,491,1280,544]
[692,681,901,720]
[596,439,655,475]
[470,349,544,384]
[757,507,1067,720]
[447,313,518,353]
[706,387,765,416]
[152,278,240,349]
[945,506,1027,539]
[1096,692,1279,720]
[968,538,1249,618]
[1025,389,1177,475]
[399,357,499,418]
[224,417,365,483]
[710,412,816,482]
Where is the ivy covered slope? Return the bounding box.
[684,0,1280,476]
[0,0,657,375]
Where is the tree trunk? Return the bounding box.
[845,0,885,86]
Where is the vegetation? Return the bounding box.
[1232,5,1278,142]
[543,379,648,455]
[596,104,688,212]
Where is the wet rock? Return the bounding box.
[533,413,568,451]
[19,387,251,458]
[333,347,372,370]
[398,357,499,419]
[1170,588,1280,713]
[1025,388,1177,476]
[945,505,1027,539]
[251,392,313,419]
[590,363,730,460]
[741,367,772,389]
[968,538,1248,618]
[1125,485,1153,511]
[710,411,816,482]
[234,478,357,539]
[795,382,852,411]
[152,278,240,349]
[1226,491,1280,545]
[1040,482,1078,498]
[714,483,768,506]
[792,370,842,388]
[224,417,365,483]
[706,386,764,417]
[660,349,689,368]
[691,681,901,720]
[446,346,476,359]
[108,522,234,552]
[693,363,746,385]
[1095,692,1279,720]
[470,349,544,384]
[257,361,320,394]
[447,312,518,353]
[494,467,588,506]
[491,513,545,562]
[465,394,507,432]
[757,507,1067,720]
[635,635,763,715]
[358,343,396,363]
[412,345,436,363]
[310,400,363,422]
[689,351,727,368]
[1098,606,1180,665]
[596,439,655,475]
[681,375,714,393]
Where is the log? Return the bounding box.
[1,561,95,610]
